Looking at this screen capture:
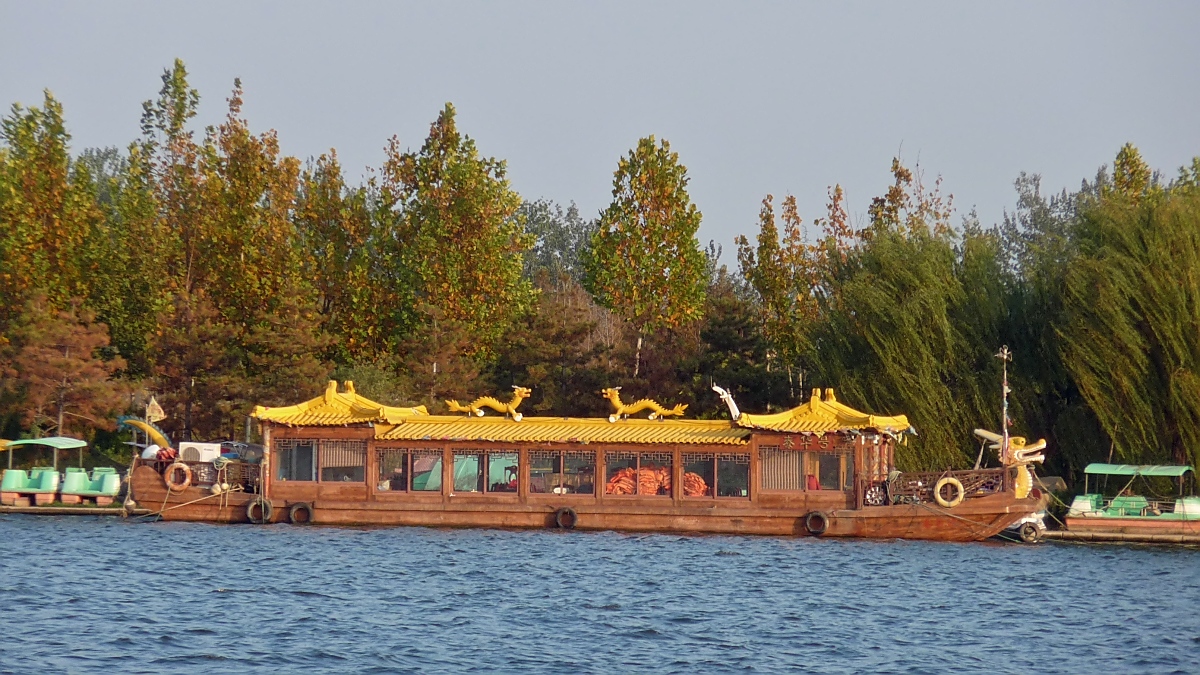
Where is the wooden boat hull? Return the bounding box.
[130,465,1044,541]
[1064,516,1200,538]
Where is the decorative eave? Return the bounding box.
[375,416,751,446]
[735,388,909,434]
[252,381,428,426]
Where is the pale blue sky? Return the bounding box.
[3,2,1198,257]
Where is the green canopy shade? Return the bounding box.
[1084,463,1193,477]
[1,436,88,450]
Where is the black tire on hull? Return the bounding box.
[554,507,577,530]
[804,511,828,536]
[246,497,273,524]
[288,502,314,525]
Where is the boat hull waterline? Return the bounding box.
[130,465,1044,541]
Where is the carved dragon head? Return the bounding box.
[600,387,622,404]
[973,429,1046,466]
[511,385,532,401]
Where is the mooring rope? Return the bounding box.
[140,484,245,521]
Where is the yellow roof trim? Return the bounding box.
[375,415,751,446]
[252,381,428,426]
[736,388,909,433]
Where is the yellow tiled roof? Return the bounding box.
[252,381,428,426]
[736,388,909,433]
[375,416,751,446]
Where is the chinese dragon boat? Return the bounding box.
[126,381,1048,541]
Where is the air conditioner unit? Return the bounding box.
[179,442,223,463]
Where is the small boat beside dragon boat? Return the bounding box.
[126,378,1048,542]
[1046,463,1200,544]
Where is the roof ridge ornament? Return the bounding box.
[446,386,531,422]
[711,384,742,421]
[600,387,687,423]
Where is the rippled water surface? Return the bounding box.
[1,515,1197,674]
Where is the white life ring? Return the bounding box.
[934,476,965,508]
[164,462,192,492]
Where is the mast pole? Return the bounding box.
[995,346,1012,464]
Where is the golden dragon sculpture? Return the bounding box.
[447,386,531,422]
[973,428,1046,499]
[600,387,687,423]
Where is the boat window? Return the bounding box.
[760,446,804,490]
[320,440,366,482]
[411,450,443,491]
[717,453,751,497]
[452,450,519,493]
[605,451,672,496]
[684,453,751,498]
[275,439,316,482]
[488,452,519,492]
[530,450,595,495]
[815,451,854,491]
[377,449,408,491]
[682,453,715,497]
[453,452,484,492]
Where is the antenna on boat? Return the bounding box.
[995,345,1012,464]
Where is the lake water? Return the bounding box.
[0,515,1196,674]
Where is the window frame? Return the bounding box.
[450,448,521,496]
[275,439,318,483]
[317,440,367,484]
[759,444,855,493]
[527,449,597,498]
[604,450,674,498]
[374,446,445,495]
[682,452,751,499]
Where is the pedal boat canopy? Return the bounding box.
[1,436,88,450]
[1083,463,1193,477]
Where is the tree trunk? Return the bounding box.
[633,335,643,379]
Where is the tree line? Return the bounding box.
[2,60,1198,480]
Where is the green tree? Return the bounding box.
[1059,155,1200,468]
[295,151,381,361]
[487,272,613,417]
[378,103,534,354]
[800,160,1002,469]
[0,92,102,328]
[519,199,595,283]
[583,136,707,377]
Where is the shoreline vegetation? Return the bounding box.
[2,59,1198,486]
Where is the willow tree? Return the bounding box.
[1058,149,1200,467]
[583,136,706,377]
[378,103,533,355]
[802,160,1006,470]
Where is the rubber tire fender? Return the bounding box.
[246,496,274,524]
[934,477,966,508]
[804,511,829,536]
[288,502,314,525]
[164,462,193,492]
[1017,522,1040,543]
[554,506,577,530]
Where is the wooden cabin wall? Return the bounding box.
[264,424,374,504]
[263,423,878,516]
